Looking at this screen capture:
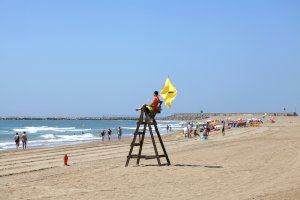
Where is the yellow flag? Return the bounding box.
[160,78,177,108]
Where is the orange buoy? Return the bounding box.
[64,154,69,166]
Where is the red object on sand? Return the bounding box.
[64,154,68,166]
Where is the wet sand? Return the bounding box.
[0,116,299,200]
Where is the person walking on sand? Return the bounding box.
[107,128,112,141]
[14,133,20,150]
[21,132,28,150]
[117,127,122,141]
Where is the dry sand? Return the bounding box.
[0,116,299,200]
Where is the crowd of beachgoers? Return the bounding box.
[180,115,276,140]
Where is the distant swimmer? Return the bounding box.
[21,132,28,150]
[14,133,20,150]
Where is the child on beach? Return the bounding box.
[201,130,208,141]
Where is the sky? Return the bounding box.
[0,0,299,117]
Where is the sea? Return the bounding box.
[0,120,183,151]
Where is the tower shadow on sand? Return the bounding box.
[139,164,223,169]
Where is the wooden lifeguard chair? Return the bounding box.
[125,103,171,167]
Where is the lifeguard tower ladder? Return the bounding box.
[125,104,171,167]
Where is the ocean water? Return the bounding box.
[0,120,183,150]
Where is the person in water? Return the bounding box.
[21,132,28,150]
[14,133,20,150]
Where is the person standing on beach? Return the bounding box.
[206,122,210,136]
[107,128,112,141]
[14,133,20,150]
[166,125,170,133]
[21,132,28,150]
[117,127,122,141]
[183,126,188,137]
[100,130,106,141]
[222,121,226,136]
[187,123,192,138]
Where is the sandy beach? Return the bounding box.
[0,116,299,200]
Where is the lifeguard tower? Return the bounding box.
[125,103,171,167]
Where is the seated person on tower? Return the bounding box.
[145,91,161,117]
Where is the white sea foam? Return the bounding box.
[0,142,11,147]
[13,126,91,134]
[0,133,98,150]
[122,127,137,130]
[40,134,56,139]
[55,133,97,142]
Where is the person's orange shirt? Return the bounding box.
[151,96,160,111]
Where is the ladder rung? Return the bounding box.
[128,155,147,159]
[128,155,166,160]
[145,155,166,160]
[137,132,144,135]
[132,143,141,146]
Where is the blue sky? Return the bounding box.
[0,0,299,117]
